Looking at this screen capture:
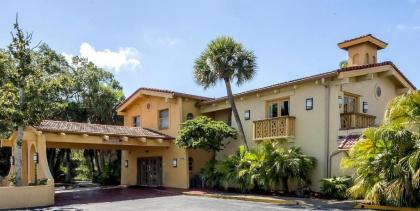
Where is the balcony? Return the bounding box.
[340,112,376,130]
[253,116,295,140]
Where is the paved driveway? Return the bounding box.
[31,187,360,211]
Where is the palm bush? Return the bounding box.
[342,91,420,207]
[200,141,317,193]
[320,176,352,200]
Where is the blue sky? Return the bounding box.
[1,0,419,98]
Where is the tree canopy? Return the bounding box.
[175,116,237,152]
[194,36,257,150]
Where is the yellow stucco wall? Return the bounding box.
[0,184,55,209]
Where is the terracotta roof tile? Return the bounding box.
[35,120,173,139]
[201,61,415,104]
[117,87,213,110]
[337,34,388,46]
[338,134,361,150]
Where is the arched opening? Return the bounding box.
[352,53,360,65]
[365,53,370,64]
[29,145,37,184]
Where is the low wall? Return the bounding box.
[0,184,54,209]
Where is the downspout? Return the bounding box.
[324,84,331,178]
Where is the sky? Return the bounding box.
[1,0,419,98]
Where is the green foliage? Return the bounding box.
[320,176,352,200]
[339,60,348,68]
[194,36,257,151]
[96,163,121,186]
[0,22,71,132]
[200,160,224,188]
[200,142,316,193]
[176,116,237,152]
[194,36,257,89]
[342,91,420,207]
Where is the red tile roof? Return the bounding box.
[36,120,173,139]
[338,34,388,48]
[201,61,415,104]
[338,134,361,150]
[116,87,213,110]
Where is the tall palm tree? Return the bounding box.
[194,36,257,150]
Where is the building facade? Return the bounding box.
[116,34,415,190]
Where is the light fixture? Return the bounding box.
[33,152,39,164]
[244,110,251,120]
[306,98,313,110]
[124,160,128,168]
[10,156,14,165]
[172,159,177,167]
[363,102,368,113]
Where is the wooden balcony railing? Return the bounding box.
[340,112,376,130]
[253,116,295,140]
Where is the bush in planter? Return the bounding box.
[320,176,352,200]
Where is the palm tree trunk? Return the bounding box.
[223,78,249,150]
[14,125,24,186]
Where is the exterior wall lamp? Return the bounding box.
[33,152,39,164]
[306,98,313,110]
[124,160,129,168]
[363,102,368,113]
[10,156,14,165]
[172,159,177,167]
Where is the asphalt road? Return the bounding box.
[40,195,360,211]
[23,187,361,211]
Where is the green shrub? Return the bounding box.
[200,142,317,193]
[320,176,352,200]
[95,163,120,186]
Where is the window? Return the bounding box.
[281,100,289,116]
[188,157,193,171]
[244,110,251,120]
[227,114,232,126]
[267,99,289,118]
[132,116,141,127]
[186,113,194,120]
[268,102,278,118]
[306,98,313,110]
[159,109,169,129]
[375,85,382,98]
[343,94,357,113]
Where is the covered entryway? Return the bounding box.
[137,157,163,187]
[1,120,189,208]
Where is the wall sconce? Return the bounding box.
[306,98,313,110]
[172,159,177,167]
[10,156,14,165]
[32,152,39,164]
[244,110,251,120]
[124,160,128,168]
[363,102,368,113]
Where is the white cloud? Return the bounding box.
[396,24,420,31]
[63,43,141,73]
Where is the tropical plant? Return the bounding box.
[342,91,420,207]
[200,160,224,188]
[320,176,352,200]
[339,60,348,68]
[0,19,71,186]
[176,116,237,159]
[194,36,257,150]
[200,142,317,193]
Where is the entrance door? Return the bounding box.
[137,157,163,187]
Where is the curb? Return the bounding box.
[182,192,301,205]
[355,203,419,211]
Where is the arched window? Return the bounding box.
[352,54,360,65]
[186,113,194,120]
[188,157,193,171]
[365,53,370,64]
